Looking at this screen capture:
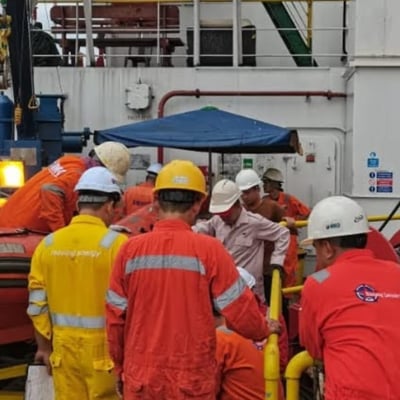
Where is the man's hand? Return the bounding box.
[116,376,123,398]
[282,216,296,229]
[267,318,282,335]
[253,318,282,350]
[34,348,52,375]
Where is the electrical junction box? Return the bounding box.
[125,84,152,110]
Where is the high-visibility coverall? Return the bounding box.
[300,249,400,400]
[275,192,310,288]
[106,219,272,400]
[215,326,284,400]
[0,156,89,233]
[123,181,154,215]
[27,215,128,400]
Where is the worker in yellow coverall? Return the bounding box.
[27,166,128,400]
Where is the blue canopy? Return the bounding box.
[94,108,300,154]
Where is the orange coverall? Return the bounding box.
[300,249,400,400]
[106,219,272,400]
[0,156,88,233]
[276,192,310,288]
[123,181,154,215]
[216,326,284,400]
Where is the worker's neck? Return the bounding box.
[79,209,106,222]
[158,210,194,226]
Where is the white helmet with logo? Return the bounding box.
[302,196,369,245]
[235,169,261,191]
[262,167,284,183]
[237,267,256,289]
[209,179,241,214]
[93,141,131,183]
[147,163,163,176]
[75,166,122,195]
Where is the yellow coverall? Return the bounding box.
[27,215,127,400]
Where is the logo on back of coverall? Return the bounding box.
[354,284,378,303]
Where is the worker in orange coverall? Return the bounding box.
[0,141,131,233]
[105,160,281,400]
[123,162,162,215]
[262,167,310,288]
[300,196,400,400]
[214,267,286,400]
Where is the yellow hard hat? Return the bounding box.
[93,141,131,183]
[154,160,207,196]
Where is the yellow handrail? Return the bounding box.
[285,351,314,400]
[282,284,303,294]
[280,214,400,229]
[264,268,281,399]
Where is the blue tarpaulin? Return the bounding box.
[94,108,301,154]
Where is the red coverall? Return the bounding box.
[300,249,400,400]
[106,219,272,400]
[0,156,88,233]
[123,182,154,215]
[216,326,284,400]
[276,192,310,288]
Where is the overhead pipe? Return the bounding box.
[156,89,347,163]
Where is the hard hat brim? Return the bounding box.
[209,199,238,214]
[238,183,260,191]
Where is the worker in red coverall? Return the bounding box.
[214,270,286,400]
[262,167,310,288]
[123,163,162,215]
[299,196,400,400]
[0,142,131,233]
[105,160,281,400]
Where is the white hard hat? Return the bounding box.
[93,141,131,183]
[147,163,163,175]
[235,169,261,191]
[74,166,122,195]
[302,196,369,246]
[237,267,256,289]
[262,168,284,183]
[209,179,241,214]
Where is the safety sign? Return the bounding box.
[368,170,393,193]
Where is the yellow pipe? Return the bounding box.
[0,364,27,381]
[282,284,303,294]
[0,392,24,400]
[285,351,314,400]
[264,268,281,400]
[280,214,400,229]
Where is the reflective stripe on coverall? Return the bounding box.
[0,156,88,232]
[123,182,154,215]
[106,219,272,400]
[276,192,310,288]
[215,326,284,400]
[28,215,128,400]
[300,249,400,400]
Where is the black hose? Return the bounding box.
[379,200,400,232]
